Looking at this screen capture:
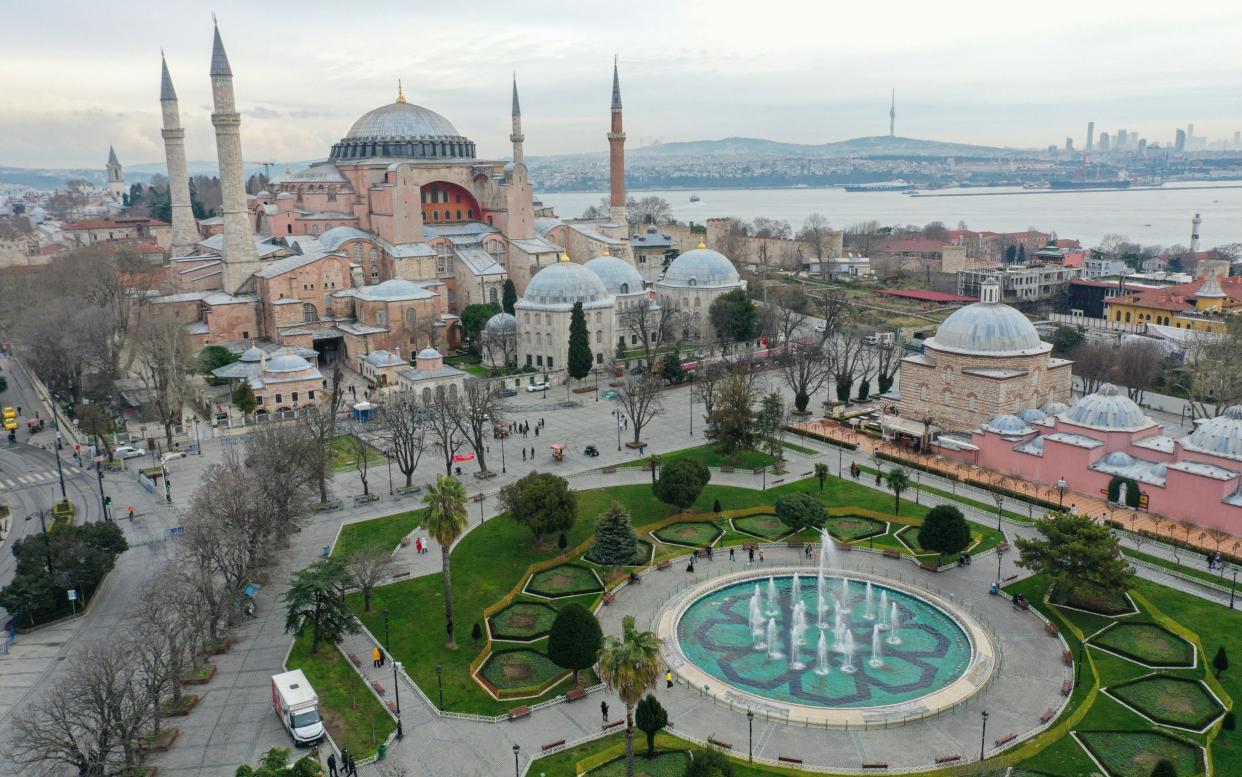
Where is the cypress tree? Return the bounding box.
[502,279,518,315]
[547,603,603,684]
[567,301,593,380]
[590,501,640,565]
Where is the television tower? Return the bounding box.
[889,88,895,137]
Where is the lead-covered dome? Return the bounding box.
[585,255,644,296]
[926,301,1045,356]
[1061,384,1152,431]
[518,261,611,309]
[1182,405,1242,460]
[483,312,517,334]
[264,353,313,373]
[358,279,435,302]
[983,414,1035,435]
[659,247,740,288]
[330,96,475,162]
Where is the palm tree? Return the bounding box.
[597,615,663,777]
[423,475,470,649]
[814,463,829,494]
[885,467,910,514]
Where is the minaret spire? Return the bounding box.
[607,56,627,225]
[160,53,199,257]
[106,146,126,201]
[509,73,525,166]
[889,88,895,137]
[209,18,260,293]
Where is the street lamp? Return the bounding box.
[392,660,404,739]
[914,470,921,505]
[617,413,622,452]
[513,743,521,777]
[980,710,989,762]
[1057,477,1067,509]
[995,545,1006,585]
[52,428,66,499]
[24,509,54,578]
[689,386,694,437]
[1231,567,1238,610]
[747,709,754,763]
[435,663,444,710]
[387,451,394,496]
[500,426,506,473]
[382,607,391,654]
[193,416,201,455]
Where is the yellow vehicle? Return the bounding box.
[2,407,16,431]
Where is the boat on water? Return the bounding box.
[688,193,701,203]
[1049,179,1132,190]
[843,180,912,193]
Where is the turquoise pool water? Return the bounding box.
[676,575,973,708]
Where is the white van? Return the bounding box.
[271,669,325,746]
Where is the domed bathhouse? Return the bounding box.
[653,241,745,341]
[896,277,1073,432]
[514,255,616,373]
[945,384,1242,533]
[209,345,324,412]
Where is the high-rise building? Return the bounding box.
[1233,131,1240,148]
[1086,121,1095,151]
[1065,137,1073,152]
[889,88,896,137]
[1175,128,1187,152]
[1137,138,1147,154]
[1117,129,1129,148]
[1099,132,1111,151]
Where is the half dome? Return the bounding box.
[926,301,1045,357]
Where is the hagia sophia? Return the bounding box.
[149,21,745,404]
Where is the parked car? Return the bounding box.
[161,451,187,464]
[113,446,146,460]
[526,382,549,392]
[499,388,517,397]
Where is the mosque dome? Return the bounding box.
[1040,401,1070,416]
[483,312,517,334]
[255,190,272,198]
[1101,451,1136,468]
[659,247,740,288]
[585,255,644,296]
[1062,384,1151,431]
[982,414,1035,435]
[240,346,264,363]
[926,301,1046,357]
[264,353,313,373]
[358,278,434,302]
[519,260,611,309]
[416,348,443,360]
[330,89,475,162]
[1182,405,1242,460]
[1018,408,1048,424]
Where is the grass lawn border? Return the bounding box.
[731,513,795,541]
[1087,621,1197,669]
[486,600,560,643]
[1103,673,1227,734]
[474,647,574,701]
[1071,729,1206,777]
[523,562,605,599]
[1050,591,1138,619]
[582,538,655,567]
[650,520,724,548]
[892,523,981,559]
[823,512,889,543]
[584,749,691,775]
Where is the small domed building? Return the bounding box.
[654,242,745,341]
[514,255,615,372]
[897,277,1073,432]
[209,345,324,412]
[480,312,518,368]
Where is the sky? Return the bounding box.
[3,0,1242,169]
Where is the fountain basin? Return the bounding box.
[659,568,994,727]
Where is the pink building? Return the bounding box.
[935,384,1242,533]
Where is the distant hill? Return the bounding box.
[628,135,1025,159]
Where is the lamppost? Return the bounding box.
[382,607,391,654]
[52,428,66,499]
[747,709,754,763]
[24,509,54,578]
[193,416,201,455]
[1057,477,1067,509]
[1076,642,1085,684]
[435,663,444,710]
[689,387,694,437]
[914,470,921,505]
[995,545,1006,585]
[392,660,404,739]
[500,427,506,473]
[594,367,599,402]
[1231,566,1238,610]
[837,445,843,478]
[386,451,394,496]
[512,743,520,777]
[616,413,622,452]
[980,710,989,762]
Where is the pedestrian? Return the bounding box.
[759,549,765,564]
[486,442,491,453]
[748,546,755,564]
[535,427,540,437]
[541,417,545,427]
[706,544,713,561]
[340,750,352,776]
[531,446,535,459]
[522,448,527,461]
[348,752,359,777]
[601,700,609,722]
[327,752,338,777]
[372,646,382,668]
[666,669,674,690]
[729,547,735,562]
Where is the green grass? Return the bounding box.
[822,514,886,542]
[335,509,424,557]
[589,751,690,776]
[285,631,393,760]
[1122,547,1233,590]
[1109,675,1224,730]
[527,564,603,597]
[778,439,817,456]
[651,521,723,547]
[732,513,792,539]
[620,444,777,470]
[478,648,566,695]
[858,464,1038,524]
[1076,730,1204,777]
[488,601,559,641]
[327,434,385,471]
[1092,622,1195,667]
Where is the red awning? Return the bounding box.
[452,452,476,462]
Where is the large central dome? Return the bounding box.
[330,95,476,162]
[926,301,1046,357]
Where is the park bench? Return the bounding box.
[397,485,422,496]
[1061,680,1073,697]
[786,540,803,549]
[935,755,961,765]
[1040,708,1056,724]
[752,467,765,475]
[566,687,587,702]
[778,756,803,765]
[387,701,398,714]
[707,737,732,750]
[771,479,785,485]
[861,763,887,770]
[1013,598,1030,611]
[629,571,641,584]
[371,681,385,696]
[1044,621,1059,636]
[318,499,343,512]
[883,549,902,559]
[1062,650,1073,666]
[993,734,1017,747]
[353,494,380,505]
[390,571,410,580]
[656,558,671,571]
[349,654,362,669]
[997,542,1011,552]
[602,466,617,474]
[1003,573,1019,582]
[721,465,734,473]
[508,706,531,721]
[602,592,615,606]
[602,719,624,731]
[541,739,566,751]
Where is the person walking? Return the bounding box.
[372,647,382,668]
[759,549,765,564]
[666,669,674,690]
[522,448,527,461]
[327,752,338,777]
[729,547,735,562]
[601,700,609,723]
[748,546,755,564]
[340,750,353,776]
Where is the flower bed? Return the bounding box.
[1059,586,1136,617]
[488,601,559,642]
[824,513,887,542]
[732,513,793,540]
[1090,622,1193,667]
[652,521,723,548]
[477,648,568,699]
[583,538,653,567]
[1107,675,1224,731]
[1075,730,1204,777]
[525,563,604,598]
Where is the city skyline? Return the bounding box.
[4,0,1242,168]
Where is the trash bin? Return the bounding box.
[323,546,331,557]
[377,743,387,760]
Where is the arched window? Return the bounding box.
[595,330,603,343]
[523,313,530,323]
[1124,312,1131,322]
[376,310,387,326]
[435,385,445,401]
[369,248,378,262]
[489,287,499,305]
[449,383,458,400]
[694,297,701,308]
[620,283,629,294]
[422,387,432,404]
[302,303,317,323]
[354,244,364,260]
[594,312,601,323]
[688,278,697,287]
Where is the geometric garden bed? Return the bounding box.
[525,563,604,599]
[1089,622,1196,667]
[1074,729,1205,777]
[652,521,723,548]
[476,648,568,700]
[1105,674,1226,732]
[487,600,559,642]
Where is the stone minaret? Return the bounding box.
[106,146,127,201]
[210,20,259,294]
[607,57,626,225]
[510,74,525,166]
[160,54,200,257]
[1190,212,1202,255]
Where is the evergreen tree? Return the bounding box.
[653,458,711,511]
[471,621,483,648]
[713,498,722,514]
[814,463,829,493]
[502,279,518,315]
[567,301,593,380]
[1150,759,1176,777]
[1004,244,1017,264]
[775,492,826,532]
[706,372,757,459]
[590,501,641,565]
[1015,512,1135,605]
[918,505,971,555]
[282,557,359,654]
[1214,646,1229,675]
[660,352,686,384]
[1018,244,1027,263]
[685,747,735,777]
[634,694,668,758]
[499,472,577,547]
[547,603,603,684]
[708,289,758,345]
[233,380,258,415]
[885,467,910,513]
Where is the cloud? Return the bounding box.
[247,106,282,119]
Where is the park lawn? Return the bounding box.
[327,434,385,471]
[285,631,393,760]
[620,444,777,470]
[779,439,817,456]
[1122,547,1235,591]
[335,509,425,558]
[858,464,1037,525]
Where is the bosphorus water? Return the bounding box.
[542,182,1242,247]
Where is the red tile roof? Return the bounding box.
[878,289,979,303]
[1109,275,1242,312]
[62,217,168,230]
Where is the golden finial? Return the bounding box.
[560,252,571,263]
[697,237,707,249]
[396,79,407,104]
[602,245,611,256]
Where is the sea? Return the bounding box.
[541,182,1242,248]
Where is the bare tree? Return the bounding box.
[1112,339,1166,404]
[129,309,194,448]
[1072,341,1118,395]
[414,316,444,353]
[798,213,834,275]
[478,315,517,369]
[824,326,868,402]
[752,217,791,239]
[619,302,683,366]
[451,379,502,475]
[345,549,395,612]
[244,423,318,538]
[811,288,850,341]
[1177,320,1242,418]
[768,285,811,349]
[873,335,903,395]
[779,342,832,413]
[348,428,372,496]
[616,374,665,447]
[300,359,345,503]
[712,218,751,264]
[376,392,428,487]
[691,361,728,427]
[423,388,464,475]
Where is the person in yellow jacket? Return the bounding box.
[372,646,382,668]
[666,670,673,690]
